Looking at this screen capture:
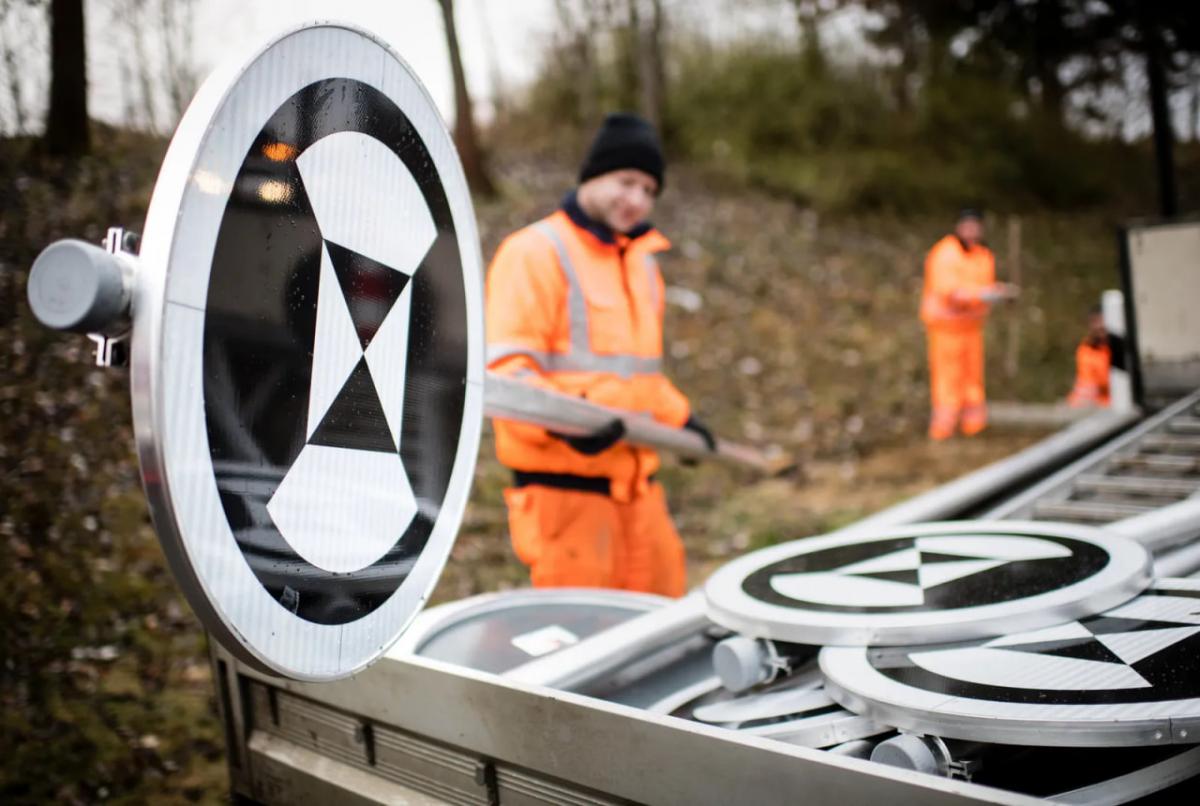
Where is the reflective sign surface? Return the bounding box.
[821,579,1200,746]
[133,24,483,680]
[705,521,1151,645]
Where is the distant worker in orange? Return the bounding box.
[485,113,714,597]
[920,209,1019,440]
[1067,306,1112,407]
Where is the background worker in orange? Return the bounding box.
[1067,306,1112,407]
[485,113,715,597]
[920,209,1019,440]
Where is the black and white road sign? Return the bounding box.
[820,578,1200,747]
[130,24,483,680]
[705,521,1151,646]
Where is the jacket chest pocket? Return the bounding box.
[580,275,640,352]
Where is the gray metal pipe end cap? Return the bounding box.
[869,734,945,776]
[28,239,128,333]
[712,635,768,693]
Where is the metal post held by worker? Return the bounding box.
[483,371,786,474]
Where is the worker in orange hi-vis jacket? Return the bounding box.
[484,113,716,596]
[920,209,1019,441]
[1067,306,1112,407]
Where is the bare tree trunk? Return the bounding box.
[893,14,917,115]
[554,0,598,127]
[44,0,89,156]
[160,0,198,124]
[1191,63,1200,142]
[127,0,159,132]
[579,2,602,126]
[1031,41,1066,126]
[1140,4,1177,218]
[118,50,136,130]
[635,0,664,130]
[437,0,496,197]
[613,1,639,112]
[475,0,507,121]
[0,5,27,134]
[790,0,825,75]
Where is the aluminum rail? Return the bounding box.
[485,371,781,472]
[984,388,1200,521]
[1108,497,1200,555]
[832,408,1138,538]
[1154,541,1200,577]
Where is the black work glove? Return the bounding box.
[680,415,716,467]
[684,414,717,452]
[550,418,626,456]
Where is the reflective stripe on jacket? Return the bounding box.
[920,235,996,329]
[485,207,690,501]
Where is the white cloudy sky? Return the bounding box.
[0,1,1183,140]
[0,0,560,134]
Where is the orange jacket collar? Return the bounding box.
[560,191,670,254]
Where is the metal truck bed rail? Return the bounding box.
[986,389,1200,526]
[211,644,1035,805]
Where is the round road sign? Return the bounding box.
[705,521,1151,646]
[131,22,483,680]
[820,578,1200,747]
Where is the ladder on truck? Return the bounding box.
[982,388,1200,578]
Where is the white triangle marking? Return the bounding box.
[917,534,1073,561]
[771,572,924,608]
[909,647,1152,691]
[986,621,1093,647]
[918,559,1006,590]
[295,130,435,276]
[1105,596,1200,626]
[1096,627,1200,666]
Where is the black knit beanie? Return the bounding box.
[578,113,665,189]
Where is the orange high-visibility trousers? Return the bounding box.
[502,483,686,597]
[927,325,987,440]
